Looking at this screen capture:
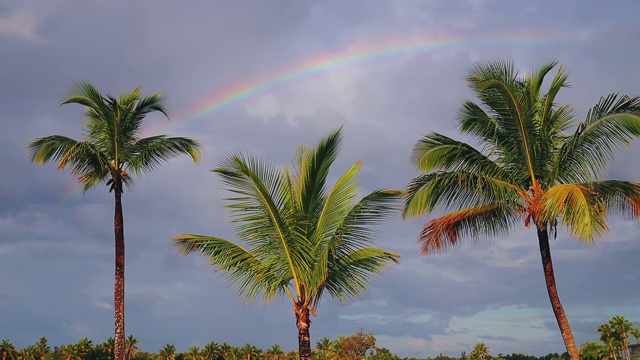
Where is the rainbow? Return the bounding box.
[63,31,554,201]
[169,31,552,129]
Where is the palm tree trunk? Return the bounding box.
[295,305,312,360]
[537,227,579,360]
[114,179,126,360]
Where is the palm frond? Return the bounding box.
[28,135,112,191]
[214,153,311,294]
[403,171,523,218]
[586,180,640,218]
[558,94,640,182]
[418,203,522,254]
[127,135,202,175]
[539,183,608,241]
[320,247,399,303]
[172,234,292,303]
[411,132,501,176]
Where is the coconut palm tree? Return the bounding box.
[31,337,50,360]
[184,346,201,360]
[125,335,140,360]
[470,343,489,360]
[173,128,401,360]
[403,60,640,359]
[610,316,634,360]
[0,340,17,360]
[314,338,332,360]
[265,344,285,360]
[599,323,620,360]
[28,82,202,360]
[202,341,222,360]
[158,344,178,360]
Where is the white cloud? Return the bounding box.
[0,10,43,44]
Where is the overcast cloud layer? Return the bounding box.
[1,1,639,357]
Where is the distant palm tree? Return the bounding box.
[0,340,17,360]
[32,337,50,360]
[599,323,620,360]
[202,341,222,360]
[174,128,401,360]
[403,60,640,360]
[265,344,285,360]
[314,338,332,360]
[184,346,201,360]
[470,343,489,360]
[611,316,634,360]
[158,344,178,360]
[125,335,140,360]
[631,327,640,343]
[28,82,202,360]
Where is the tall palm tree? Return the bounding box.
[599,323,620,360]
[610,316,634,360]
[28,82,202,360]
[173,128,401,360]
[403,60,640,360]
[32,337,50,360]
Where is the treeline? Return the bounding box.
[0,329,593,360]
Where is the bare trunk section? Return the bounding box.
[295,304,312,360]
[114,179,126,360]
[537,227,579,360]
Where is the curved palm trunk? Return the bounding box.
[295,304,312,360]
[537,227,579,360]
[114,179,126,360]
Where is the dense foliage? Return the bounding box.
[3,319,638,360]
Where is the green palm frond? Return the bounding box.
[411,132,502,175]
[127,136,202,174]
[214,153,310,294]
[557,94,640,182]
[173,234,289,303]
[585,180,640,218]
[310,189,402,301]
[418,203,522,254]
[539,184,608,241]
[403,171,522,218]
[321,247,399,302]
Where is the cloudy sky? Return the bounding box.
[2,0,640,358]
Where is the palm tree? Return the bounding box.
[599,323,620,360]
[184,346,201,360]
[470,343,489,360]
[611,316,634,360]
[631,327,640,343]
[0,340,17,360]
[28,82,202,360]
[32,337,50,360]
[403,60,640,359]
[265,344,285,360]
[173,128,401,360]
[202,341,221,360]
[102,337,116,359]
[125,335,140,360]
[314,338,332,360]
[158,344,178,360]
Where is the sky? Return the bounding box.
[1,0,640,358]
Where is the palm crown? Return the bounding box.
[404,60,640,250]
[173,127,400,359]
[28,82,201,191]
[403,60,640,359]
